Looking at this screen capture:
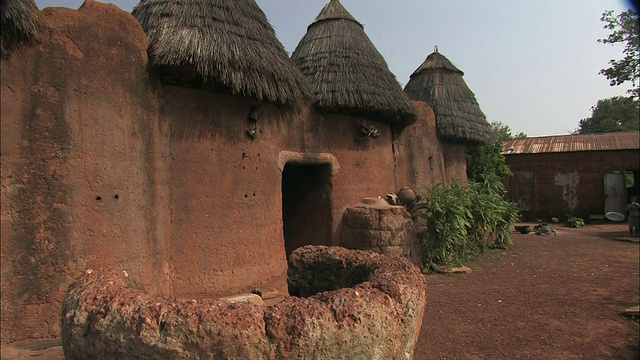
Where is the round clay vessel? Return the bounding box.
[397,186,416,205]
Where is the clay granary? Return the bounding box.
[1,0,491,346]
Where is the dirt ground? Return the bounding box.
[414,222,640,360]
[2,223,638,360]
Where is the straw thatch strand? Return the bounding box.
[404,51,493,145]
[132,0,313,105]
[291,0,416,127]
[1,0,40,59]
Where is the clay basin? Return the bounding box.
[61,246,427,360]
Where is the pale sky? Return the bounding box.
[35,0,635,137]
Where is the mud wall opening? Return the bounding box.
[282,163,332,257]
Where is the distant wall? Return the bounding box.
[394,101,446,196]
[505,150,640,220]
[0,2,170,343]
[442,143,468,185]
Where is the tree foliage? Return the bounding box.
[598,9,639,98]
[576,96,639,134]
[466,121,524,183]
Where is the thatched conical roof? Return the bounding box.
[404,48,493,145]
[1,0,40,59]
[291,0,416,127]
[132,0,313,105]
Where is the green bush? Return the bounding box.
[412,175,519,271]
[412,182,472,269]
[468,174,519,249]
[566,216,585,228]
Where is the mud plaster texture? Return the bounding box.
[2,1,449,344]
[340,201,422,266]
[1,1,170,343]
[60,246,426,360]
[393,102,446,195]
[441,143,468,186]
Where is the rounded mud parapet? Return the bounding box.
[61,247,426,360]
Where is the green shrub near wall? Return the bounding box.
[412,174,519,271]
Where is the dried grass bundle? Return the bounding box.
[404,51,493,145]
[1,0,40,59]
[291,0,416,127]
[133,0,313,105]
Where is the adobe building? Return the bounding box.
[404,47,494,186]
[1,0,494,348]
[502,132,640,221]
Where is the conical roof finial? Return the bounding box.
[403,49,493,145]
[292,0,416,126]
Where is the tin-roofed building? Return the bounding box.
[502,132,640,221]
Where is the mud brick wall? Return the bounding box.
[0,2,170,342]
[505,150,640,220]
[0,1,447,345]
[394,101,446,196]
[441,143,469,186]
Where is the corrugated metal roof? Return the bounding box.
[502,131,640,155]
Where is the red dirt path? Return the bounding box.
[414,223,640,360]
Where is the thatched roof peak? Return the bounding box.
[404,48,493,145]
[410,47,464,78]
[1,0,40,59]
[292,0,416,127]
[132,0,313,106]
[311,0,362,29]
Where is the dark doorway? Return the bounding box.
[625,169,640,202]
[282,163,333,257]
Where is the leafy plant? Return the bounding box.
[412,182,472,269]
[466,121,515,184]
[412,173,519,271]
[567,216,585,228]
[468,174,519,249]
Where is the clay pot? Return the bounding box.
[397,186,416,205]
